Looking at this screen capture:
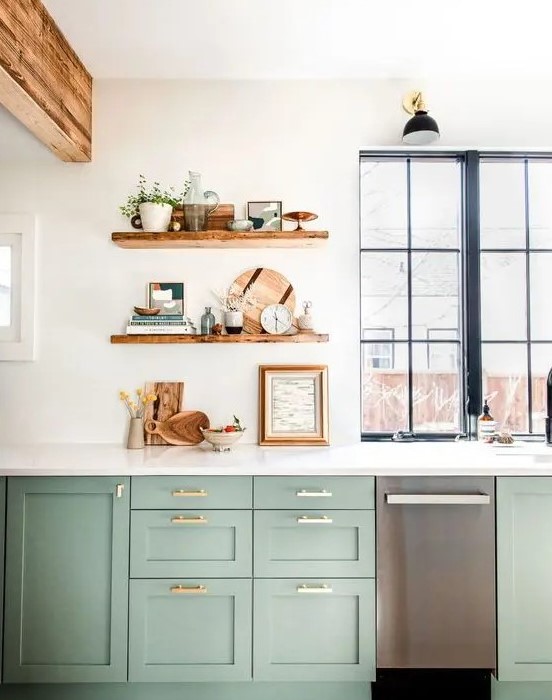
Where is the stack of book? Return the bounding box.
[126,314,197,335]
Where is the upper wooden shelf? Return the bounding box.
[111,332,329,344]
[111,230,329,249]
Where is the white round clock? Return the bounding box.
[260,304,293,335]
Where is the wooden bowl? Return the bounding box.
[282,211,318,231]
[133,306,160,316]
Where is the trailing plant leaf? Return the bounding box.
[119,175,191,218]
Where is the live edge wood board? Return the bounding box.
[111,231,329,249]
[111,333,329,344]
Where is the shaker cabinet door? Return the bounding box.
[3,476,130,683]
[253,578,375,682]
[497,477,552,681]
[129,578,252,682]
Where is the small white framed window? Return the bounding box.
[362,327,395,369]
[0,215,36,361]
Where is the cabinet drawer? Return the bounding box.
[254,476,374,510]
[131,476,252,509]
[130,510,252,578]
[254,578,375,681]
[254,510,374,578]
[129,578,252,682]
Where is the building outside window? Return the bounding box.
[360,152,552,439]
[362,328,394,369]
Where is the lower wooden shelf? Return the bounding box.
[110,333,329,344]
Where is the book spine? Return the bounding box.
[126,326,196,335]
[128,321,192,326]
[131,315,186,322]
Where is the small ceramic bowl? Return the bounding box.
[227,219,254,232]
[133,306,160,316]
[200,428,245,452]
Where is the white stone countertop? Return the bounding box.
[1,441,552,476]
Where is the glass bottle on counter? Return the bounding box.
[477,399,497,442]
[200,306,216,335]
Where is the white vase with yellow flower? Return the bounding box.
[119,389,157,449]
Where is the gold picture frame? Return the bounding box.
[259,365,329,446]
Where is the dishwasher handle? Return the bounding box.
[385,493,491,505]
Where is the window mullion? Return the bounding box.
[465,151,483,438]
[524,159,533,433]
[406,158,414,433]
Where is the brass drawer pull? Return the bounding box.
[172,489,208,497]
[297,584,333,594]
[170,584,207,594]
[296,489,333,497]
[297,515,333,524]
[171,515,208,524]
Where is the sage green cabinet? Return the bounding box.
[497,477,552,681]
[129,578,252,682]
[130,509,252,578]
[132,476,252,509]
[254,510,374,578]
[3,477,130,683]
[254,578,375,681]
[254,476,374,510]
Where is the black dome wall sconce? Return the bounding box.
[402,91,440,145]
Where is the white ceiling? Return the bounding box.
[43,0,552,79]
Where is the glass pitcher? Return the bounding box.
[183,171,220,232]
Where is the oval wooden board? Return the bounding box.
[231,267,296,334]
[145,410,210,446]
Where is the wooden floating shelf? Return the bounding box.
[110,333,329,345]
[111,230,329,249]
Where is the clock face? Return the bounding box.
[260,304,293,335]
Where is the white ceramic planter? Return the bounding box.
[224,311,244,335]
[138,202,173,232]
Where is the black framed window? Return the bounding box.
[360,151,552,440]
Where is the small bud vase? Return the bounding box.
[127,418,145,449]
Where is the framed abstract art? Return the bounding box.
[258,365,329,446]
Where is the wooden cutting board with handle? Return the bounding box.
[144,411,210,446]
[144,381,184,445]
[231,267,296,334]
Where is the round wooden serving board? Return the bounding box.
[231,267,296,334]
[145,410,210,446]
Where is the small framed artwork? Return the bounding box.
[247,201,282,231]
[259,365,329,446]
[147,282,185,315]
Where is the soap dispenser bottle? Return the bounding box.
[477,399,497,442]
[546,368,552,445]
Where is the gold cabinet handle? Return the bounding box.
[115,483,125,498]
[296,515,333,524]
[172,489,208,497]
[170,584,207,594]
[296,489,333,498]
[170,515,208,524]
[297,584,333,594]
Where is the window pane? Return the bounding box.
[412,343,461,432]
[361,252,408,340]
[0,246,11,327]
[481,253,527,340]
[411,252,460,339]
[529,162,552,248]
[480,162,525,249]
[361,343,408,433]
[482,344,528,433]
[360,160,407,248]
[531,344,552,434]
[410,160,461,249]
[530,253,552,340]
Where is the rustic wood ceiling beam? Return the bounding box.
[0,0,92,162]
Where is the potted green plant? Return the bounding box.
[119,175,189,232]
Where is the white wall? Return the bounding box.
[1,78,552,445]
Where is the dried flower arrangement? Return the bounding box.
[214,284,256,312]
[119,389,157,419]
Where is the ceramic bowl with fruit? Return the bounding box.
[201,416,246,452]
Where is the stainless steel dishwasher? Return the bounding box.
[376,476,495,690]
